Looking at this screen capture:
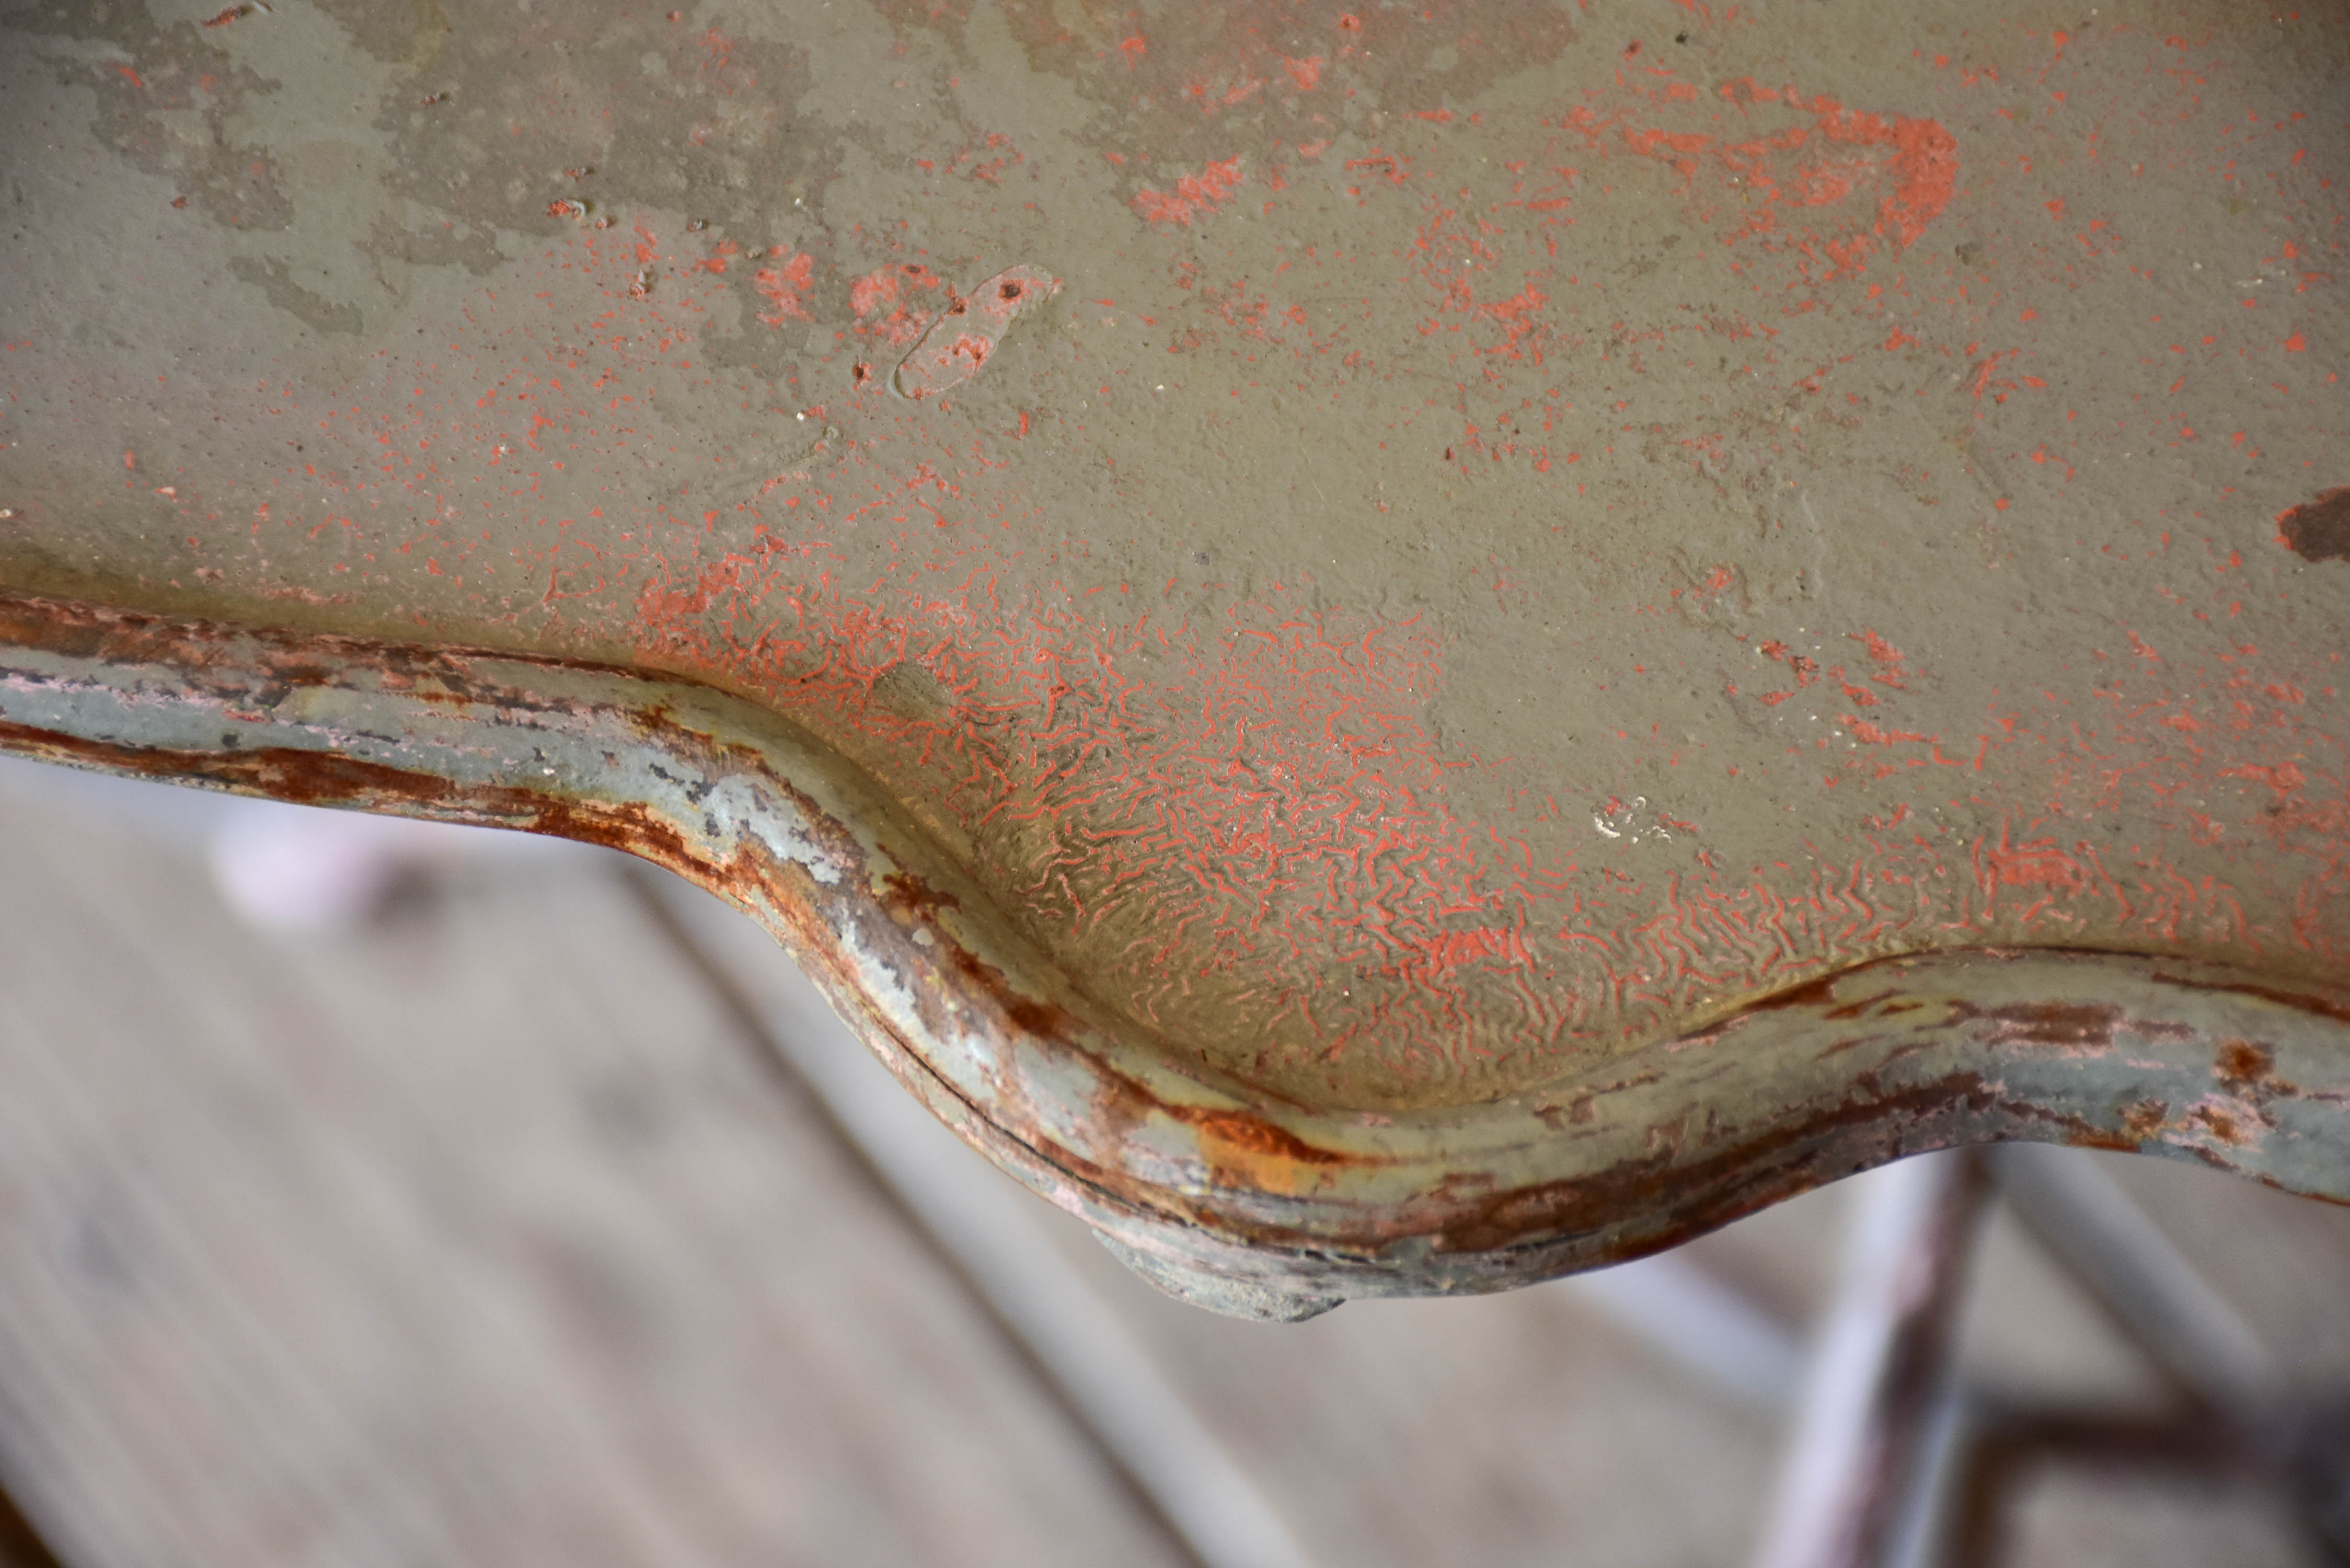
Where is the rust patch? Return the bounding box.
[2191,1105,2249,1145]
[1107,1069,1392,1185]
[1950,999,2122,1050]
[1425,1071,2010,1255]
[2216,1039,2276,1089]
[1179,1105,1363,1197]
[1174,1105,1352,1167]
[2152,970,2350,1028]
[1744,971,1847,1012]
[1531,1090,1597,1130]
[879,869,961,923]
[0,722,704,872]
[1823,988,1903,1021]
[2118,1098,2169,1143]
[2277,487,2350,563]
[940,940,1080,1043]
[1079,1049,1390,1202]
[0,592,646,721]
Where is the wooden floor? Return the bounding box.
[0,758,2341,1566]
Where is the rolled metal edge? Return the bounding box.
[4,588,2347,1312]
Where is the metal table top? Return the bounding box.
[2,0,2344,1313]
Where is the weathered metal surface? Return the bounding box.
[0,0,2344,1308]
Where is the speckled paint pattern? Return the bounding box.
[0,0,2345,1300]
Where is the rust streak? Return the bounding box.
[2152,971,2350,1028]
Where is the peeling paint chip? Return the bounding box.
[892,265,1059,400]
[2278,487,2350,564]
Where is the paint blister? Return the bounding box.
[890,266,1059,400]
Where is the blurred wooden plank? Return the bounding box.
[659,867,1785,1568]
[2002,1465,2313,1568]
[1022,1244,1782,1568]
[2086,1150,2350,1388]
[0,779,1185,1568]
[640,873,1317,1568]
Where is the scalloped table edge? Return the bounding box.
[2,589,2344,1321]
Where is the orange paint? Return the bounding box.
[753,252,815,324]
[1131,157,1246,226]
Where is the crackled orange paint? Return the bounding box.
[1131,157,1245,226]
